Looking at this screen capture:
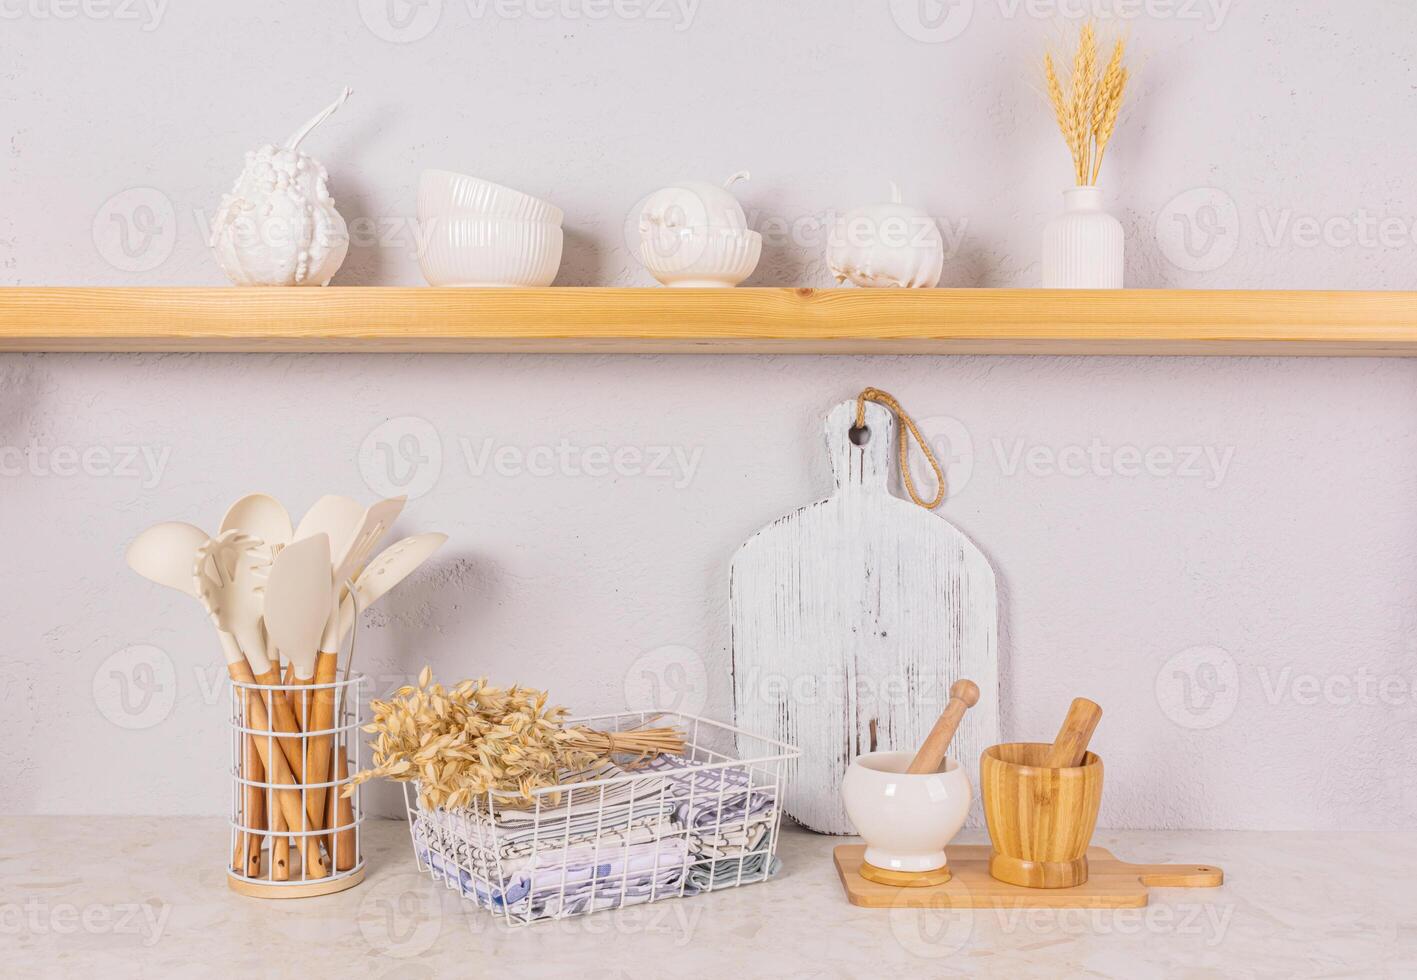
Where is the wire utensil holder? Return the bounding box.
[404,711,799,926]
[228,673,366,898]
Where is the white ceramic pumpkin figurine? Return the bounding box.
[827,182,944,289]
[210,87,352,286]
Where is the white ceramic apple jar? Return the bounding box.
[840,750,972,876]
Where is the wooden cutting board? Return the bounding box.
[731,400,999,833]
[834,845,1224,909]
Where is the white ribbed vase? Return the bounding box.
[1042,186,1124,288]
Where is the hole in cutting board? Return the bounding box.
[849,425,871,446]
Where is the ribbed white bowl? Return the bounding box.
[418,170,564,226]
[418,217,563,287]
[639,227,762,287]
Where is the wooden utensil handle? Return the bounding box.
[254,665,329,834]
[906,679,981,774]
[303,651,341,839]
[327,746,358,872]
[227,662,329,878]
[1043,697,1103,769]
[230,710,265,877]
[253,666,308,783]
[270,791,291,882]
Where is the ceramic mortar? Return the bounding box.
[840,750,972,875]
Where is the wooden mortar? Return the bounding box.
[982,698,1104,889]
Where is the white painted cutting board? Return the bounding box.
[731,400,999,834]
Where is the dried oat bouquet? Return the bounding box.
[345,667,685,810]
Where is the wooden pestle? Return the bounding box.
[1042,698,1103,768]
[906,679,980,774]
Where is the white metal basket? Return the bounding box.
[403,710,799,926]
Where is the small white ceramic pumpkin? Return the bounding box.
[210,88,352,287]
[827,183,944,289]
[639,171,750,235]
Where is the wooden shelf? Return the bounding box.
[2,287,1417,355]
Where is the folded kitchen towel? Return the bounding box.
[630,757,779,858]
[419,836,691,919]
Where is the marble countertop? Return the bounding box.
[2,817,1412,978]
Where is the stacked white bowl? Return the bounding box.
[637,177,762,287]
[417,170,564,287]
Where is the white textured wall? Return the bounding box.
[3,2,1416,830]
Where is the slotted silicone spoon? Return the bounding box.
[302,496,405,835]
[321,495,406,654]
[336,532,448,644]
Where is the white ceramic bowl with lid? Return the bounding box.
[418,216,563,287]
[638,226,761,288]
[418,170,564,226]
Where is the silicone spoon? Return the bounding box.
[126,521,210,595]
[127,521,264,874]
[220,493,293,558]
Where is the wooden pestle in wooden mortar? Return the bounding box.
[1043,697,1103,768]
[907,680,980,774]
